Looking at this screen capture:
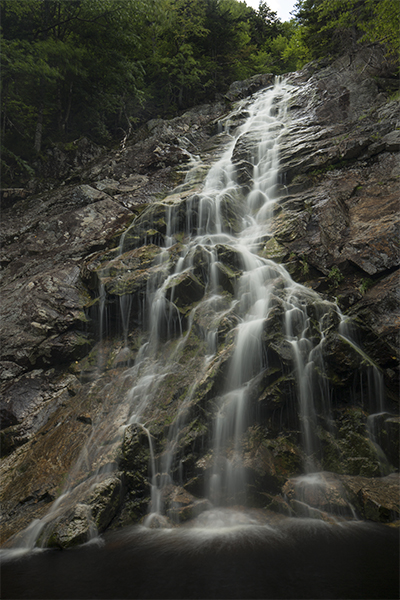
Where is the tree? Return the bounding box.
[1,0,303,185]
[1,0,148,181]
[293,0,400,61]
[360,0,399,59]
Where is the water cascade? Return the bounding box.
[2,79,397,566]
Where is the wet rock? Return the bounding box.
[263,493,292,516]
[215,244,245,272]
[96,246,166,297]
[145,513,174,529]
[322,334,365,385]
[165,271,205,309]
[163,485,212,523]
[88,474,124,532]
[77,414,92,425]
[283,472,356,518]
[119,424,151,517]
[242,429,303,504]
[212,262,239,295]
[0,374,120,545]
[47,503,94,549]
[231,134,256,188]
[349,270,400,356]
[192,295,238,345]
[273,54,399,386]
[0,424,27,456]
[319,423,383,478]
[367,413,400,467]
[225,73,274,101]
[261,237,289,262]
[339,472,400,522]
[0,184,134,379]
[120,201,173,249]
[44,472,124,549]
[0,370,81,445]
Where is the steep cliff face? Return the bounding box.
[272,51,399,400]
[0,57,398,547]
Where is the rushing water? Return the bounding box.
[1,80,397,598]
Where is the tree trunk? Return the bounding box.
[34,105,43,154]
[64,82,73,134]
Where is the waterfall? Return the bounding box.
[109,78,388,517]
[5,78,395,554]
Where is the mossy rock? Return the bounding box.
[192,295,239,345]
[319,413,382,477]
[97,245,166,297]
[260,434,302,482]
[165,271,205,309]
[339,473,400,523]
[322,333,367,385]
[219,193,246,234]
[45,503,93,549]
[367,413,399,468]
[273,210,307,244]
[121,203,170,250]
[257,373,297,424]
[261,237,289,262]
[88,474,124,532]
[215,244,244,271]
[120,425,150,475]
[113,497,149,528]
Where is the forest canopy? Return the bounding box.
[1,0,398,185]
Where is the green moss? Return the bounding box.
[300,254,309,275]
[359,277,374,295]
[328,265,344,288]
[262,237,288,262]
[63,141,79,152]
[78,345,100,370]
[319,409,382,477]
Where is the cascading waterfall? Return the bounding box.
[114,78,387,516]
[143,80,298,512]
[5,78,395,556]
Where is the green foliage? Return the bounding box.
[1,145,35,181]
[1,0,150,180]
[359,0,400,59]
[300,255,310,275]
[293,0,400,61]
[359,277,374,294]
[281,25,313,70]
[327,265,344,287]
[1,0,302,185]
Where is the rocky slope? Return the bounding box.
[0,53,398,547]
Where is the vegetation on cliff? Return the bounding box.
[1,0,398,185]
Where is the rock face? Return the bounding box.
[273,52,399,373]
[0,53,398,548]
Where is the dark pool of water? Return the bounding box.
[1,516,399,599]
